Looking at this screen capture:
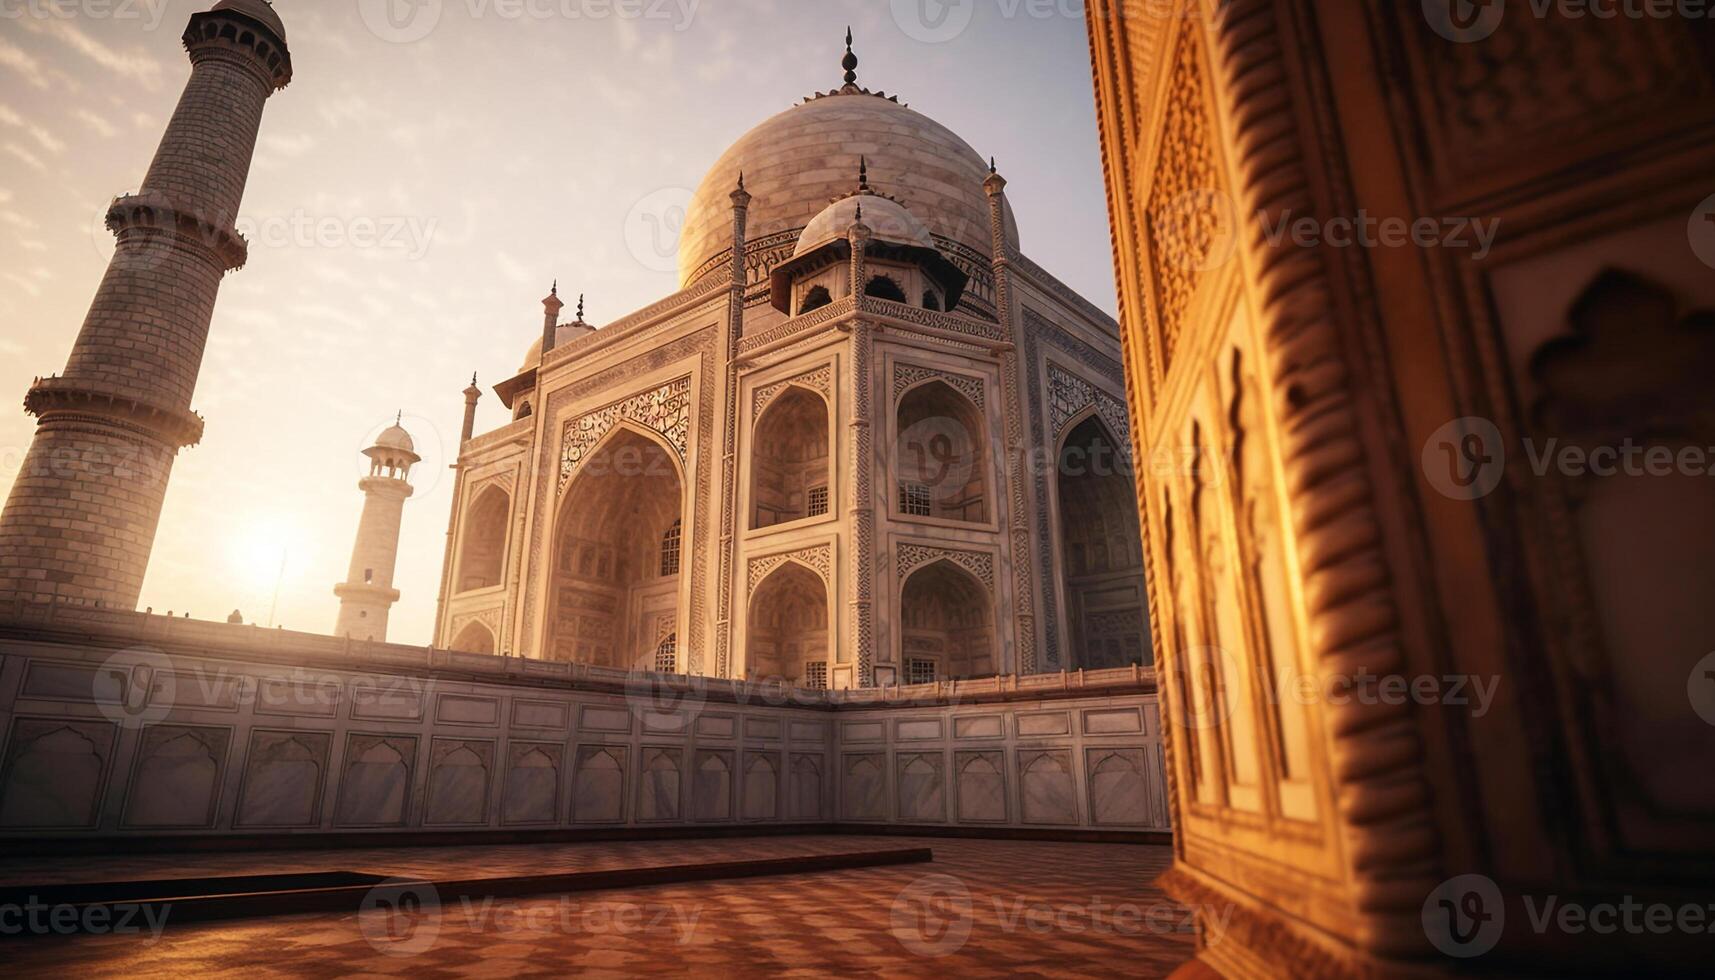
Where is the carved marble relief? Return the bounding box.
[236,730,329,829]
[896,544,996,592]
[424,738,493,826]
[0,720,115,829]
[571,744,626,823]
[557,376,693,495]
[118,726,229,829]
[893,364,987,411]
[747,545,834,594]
[752,366,833,421]
[1047,361,1131,460]
[335,734,416,827]
[1144,25,1221,374]
[502,742,561,825]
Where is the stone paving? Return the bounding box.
[0,836,1194,977]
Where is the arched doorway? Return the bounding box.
[747,562,829,686]
[751,387,830,529]
[455,486,509,593]
[450,620,496,655]
[895,380,987,522]
[1055,414,1150,668]
[899,559,995,681]
[549,427,684,667]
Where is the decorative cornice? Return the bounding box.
[105,194,249,272]
[24,377,205,449]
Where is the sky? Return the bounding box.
[0,0,1118,645]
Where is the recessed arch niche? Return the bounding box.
[899,558,995,680]
[751,386,831,529]
[746,561,830,685]
[895,380,987,523]
[456,485,509,593]
[1055,413,1150,669]
[549,426,685,667]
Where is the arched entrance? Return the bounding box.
[747,562,829,686]
[751,387,830,529]
[1055,414,1150,668]
[455,486,509,593]
[549,426,684,667]
[899,559,995,681]
[450,620,496,655]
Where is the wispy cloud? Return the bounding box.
[494,250,531,284]
[75,108,118,139]
[0,36,49,90]
[18,19,165,92]
[0,103,67,154]
[4,143,46,172]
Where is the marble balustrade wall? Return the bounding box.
[0,613,1167,839]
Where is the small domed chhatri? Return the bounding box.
[454,30,1141,696]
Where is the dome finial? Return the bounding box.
[842,26,859,87]
[395,409,402,426]
[989,156,997,175]
[858,155,870,193]
[577,293,585,321]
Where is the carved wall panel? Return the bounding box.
[0,719,115,830]
[121,725,230,829]
[557,376,693,495]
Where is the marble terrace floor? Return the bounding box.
[0,836,1195,978]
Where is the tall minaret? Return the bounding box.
[334,418,418,642]
[0,0,292,608]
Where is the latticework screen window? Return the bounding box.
[660,520,681,576]
[906,658,937,686]
[899,483,931,517]
[807,485,829,517]
[803,661,829,690]
[655,634,677,673]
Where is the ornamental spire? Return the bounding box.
[858,155,870,193]
[842,27,859,87]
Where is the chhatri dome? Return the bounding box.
[678,31,1019,287]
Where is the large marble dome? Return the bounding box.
[678,90,1020,288]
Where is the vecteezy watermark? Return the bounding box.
[1174,647,1502,731]
[1690,192,1715,270]
[359,0,703,43]
[1424,873,1715,959]
[623,187,693,274]
[458,896,702,943]
[359,879,442,957]
[1423,873,1505,957]
[890,874,975,956]
[1422,416,1715,501]
[1421,417,1506,501]
[1425,0,1715,43]
[0,898,171,941]
[95,647,177,730]
[889,874,1229,957]
[237,212,439,260]
[0,0,170,31]
[359,880,701,956]
[1260,210,1501,261]
[1689,651,1715,727]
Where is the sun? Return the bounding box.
[228,519,293,592]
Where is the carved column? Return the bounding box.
[847,217,876,686]
[984,166,1040,674]
[712,176,751,677]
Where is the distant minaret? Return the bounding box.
[0,0,292,608]
[334,417,418,642]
